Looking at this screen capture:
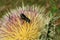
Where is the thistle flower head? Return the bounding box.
[0,5,50,40]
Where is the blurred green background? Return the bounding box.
[0,0,60,40]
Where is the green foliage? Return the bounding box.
[49,0,58,16]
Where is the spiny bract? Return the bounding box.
[0,5,50,40]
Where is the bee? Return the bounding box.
[20,13,30,23]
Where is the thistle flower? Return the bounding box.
[0,5,51,40]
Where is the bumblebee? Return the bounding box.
[20,13,30,23]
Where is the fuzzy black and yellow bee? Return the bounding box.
[20,13,30,23]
